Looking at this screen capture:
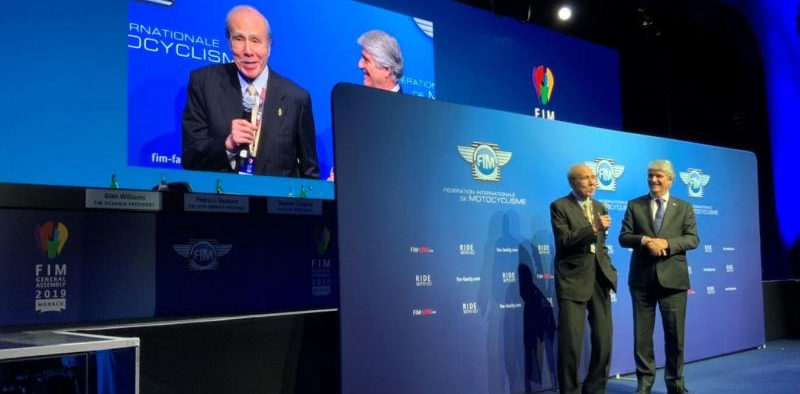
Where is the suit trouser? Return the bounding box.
[630,284,687,394]
[557,272,612,394]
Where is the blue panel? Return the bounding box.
[335,84,763,393]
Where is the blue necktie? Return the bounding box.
[654,198,665,232]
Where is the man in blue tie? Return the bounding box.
[619,160,699,394]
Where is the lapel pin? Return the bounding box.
[278,108,283,117]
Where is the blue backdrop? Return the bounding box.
[335,84,764,393]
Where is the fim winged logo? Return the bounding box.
[679,168,711,198]
[173,239,232,271]
[585,158,625,191]
[458,142,512,182]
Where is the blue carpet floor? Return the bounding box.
[545,339,800,393]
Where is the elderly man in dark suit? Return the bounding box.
[182,5,319,178]
[619,159,698,394]
[550,163,618,394]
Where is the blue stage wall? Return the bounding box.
[335,84,764,393]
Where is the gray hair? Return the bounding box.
[647,159,675,180]
[225,5,271,41]
[357,30,403,83]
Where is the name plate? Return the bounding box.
[85,189,162,211]
[267,198,322,216]
[184,193,250,213]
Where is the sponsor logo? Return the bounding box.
[724,286,737,292]
[462,302,479,314]
[459,244,476,256]
[706,286,716,295]
[456,276,481,283]
[412,308,437,316]
[704,245,713,253]
[457,142,512,182]
[496,247,518,253]
[726,264,735,273]
[585,158,625,192]
[173,239,232,271]
[722,246,736,251]
[499,303,522,309]
[409,246,434,254]
[34,222,69,313]
[416,274,433,287]
[703,267,716,272]
[536,272,555,280]
[537,244,551,255]
[679,168,711,198]
[502,272,516,283]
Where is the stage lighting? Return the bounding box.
[557,6,572,21]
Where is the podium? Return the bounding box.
[0,331,139,393]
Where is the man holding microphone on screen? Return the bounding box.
[182,5,319,178]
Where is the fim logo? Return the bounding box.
[462,302,479,314]
[532,65,556,120]
[679,168,711,198]
[726,264,735,273]
[586,158,624,191]
[36,222,69,259]
[416,274,433,287]
[458,142,512,182]
[704,245,713,253]
[173,240,232,271]
[706,286,716,295]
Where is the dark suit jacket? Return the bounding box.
[619,194,699,290]
[182,63,319,178]
[550,194,618,302]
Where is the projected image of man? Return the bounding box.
[357,30,403,92]
[619,159,698,394]
[182,5,319,178]
[550,164,617,394]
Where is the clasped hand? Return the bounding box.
[644,237,668,257]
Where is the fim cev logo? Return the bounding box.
[173,240,232,271]
[679,168,710,198]
[585,158,624,191]
[458,142,512,182]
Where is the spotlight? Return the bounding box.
[557,6,573,21]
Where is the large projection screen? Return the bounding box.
[335,84,763,394]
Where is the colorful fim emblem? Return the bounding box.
[35,222,69,259]
[533,66,555,105]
